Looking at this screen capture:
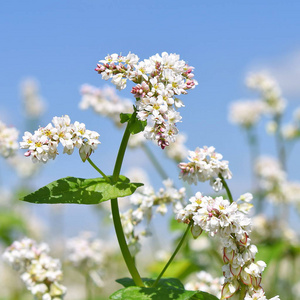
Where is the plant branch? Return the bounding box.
[152,222,191,287]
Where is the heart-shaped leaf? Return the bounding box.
[20,175,143,204]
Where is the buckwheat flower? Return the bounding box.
[185,271,224,298]
[21,78,46,119]
[95,52,197,149]
[2,238,67,299]
[0,120,19,158]
[246,72,286,115]
[282,123,299,140]
[178,146,232,191]
[175,192,275,299]
[121,179,186,255]
[79,85,133,127]
[229,100,266,128]
[20,115,100,163]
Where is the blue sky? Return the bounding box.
[1,1,300,236]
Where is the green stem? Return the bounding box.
[85,273,92,300]
[239,284,246,300]
[152,222,191,287]
[87,157,110,182]
[110,111,144,287]
[219,174,233,203]
[141,143,169,180]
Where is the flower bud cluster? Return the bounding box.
[121,179,186,255]
[95,52,197,149]
[178,146,232,191]
[184,270,224,298]
[0,120,19,158]
[175,193,279,299]
[79,84,133,127]
[246,72,286,116]
[20,115,100,163]
[2,238,67,300]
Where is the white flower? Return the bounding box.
[21,78,46,118]
[20,115,100,163]
[229,100,266,128]
[0,120,19,158]
[178,146,232,190]
[2,238,67,299]
[95,52,197,149]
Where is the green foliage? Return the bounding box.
[0,210,27,245]
[20,175,143,204]
[109,278,219,300]
[120,113,147,134]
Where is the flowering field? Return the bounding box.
[1,2,300,300]
[1,51,300,300]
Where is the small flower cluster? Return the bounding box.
[79,84,133,127]
[95,52,198,149]
[184,271,224,298]
[178,146,232,191]
[246,72,286,115]
[2,238,66,300]
[229,100,266,129]
[175,193,279,299]
[66,232,105,287]
[20,115,100,163]
[66,232,104,273]
[21,78,46,119]
[0,120,19,158]
[255,156,300,205]
[121,179,186,255]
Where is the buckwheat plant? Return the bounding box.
[176,147,279,299]
[16,52,281,299]
[2,238,66,300]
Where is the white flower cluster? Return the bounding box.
[0,120,19,158]
[121,179,186,255]
[175,193,279,300]
[246,72,286,116]
[20,115,100,163]
[178,146,232,191]
[282,107,300,140]
[95,52,198,149]
[229,100,266,128]
[21,78,46,118]
[2,238,67,300]
[66,232,104,273]
[184,271,224,298]
[255,156,300,205]
[79,84,133,127]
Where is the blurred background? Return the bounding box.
[1,1,300,299]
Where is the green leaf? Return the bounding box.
[128,118,147,134]
[20,175,143,205]
[120,113,132,124]
[120,112,147,134]
[116,277,184,289]
[111,278,219,300]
